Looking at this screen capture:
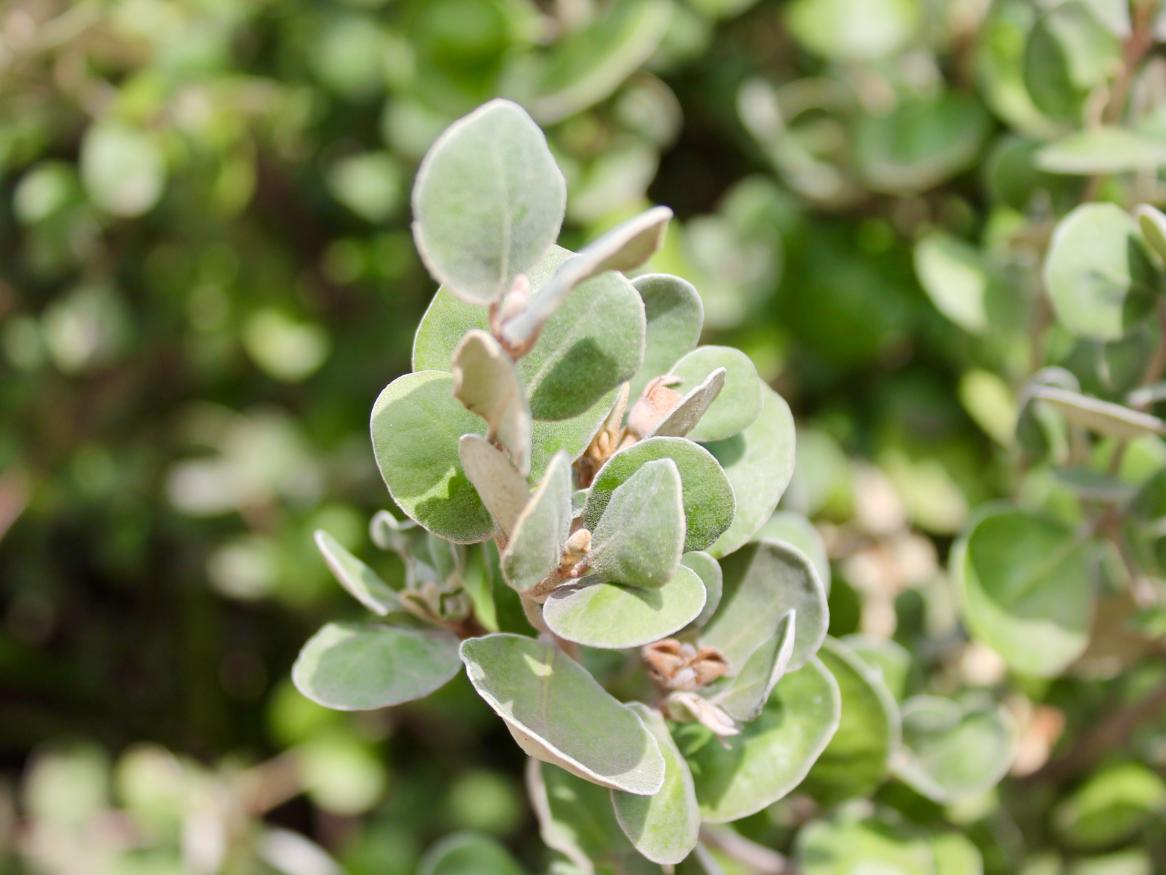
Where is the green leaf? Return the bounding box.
[313,530,403,616]
[419,833,526,875]
[611,704,701,866]
[703,540,828,673]
[293,622,461,710]
[931,833,984,875]
[371,371,494,543]
[955,507,1094,677]
[1136,204,1166,264]
[840,634,912,701]
[453,330,532,475]
[712,610,795,723]
[327,151,402,223]
[785,0,919,62]
[754,511,831,595]
[1052,762,1166,850]
[542,565,707,649]
[683,551,723,629]
[706,387,797,558]
[645,368,726,439]
[588,459,684,589]
[1037,127,1166,174]
[80,122,166,218]
[667,346,762,442]
[893,696,1016,803]
[530,390,620,481]
[458,435,530,538]
[796,811,935,875]
[501,452,573,593]
[676,658,841,822]
[585,437,735,553]
[460,634,665,794]
[1024,2,1121,123]
[1044,203,1158,341]
[914,230,1004,335]
[1029,385,1166,438]
[630,273,704,402]
[412,100,565,303]
[802,637,900,803]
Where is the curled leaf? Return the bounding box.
[453,330,532,475]
[458,435,530,538]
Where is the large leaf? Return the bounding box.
[667,346,762,442]
[501,452,573,593]
[675,658,841,822]
[706,387,796,558]
[370,370,494,543]
[630,273,704,402]
[712,610,795,723]
[542,565,706,649]
[785,0,919,62]
[458,435,530,538]
[460,634,665,794]
[530,391,620,480]
[293,622,461,710]
[1052,762,1166,851]
[796,811,935,875]
[453,330,532,475]
[955,507,1094,677]
[893,696,1016,803]
[754,511,831,594]
[585,437,734,553]
[1044,203,1159,341]
[411,100,565,303]
[313,530,403,616]
[611,704,700,866]
[418,833,526,875]
[588,458,684,589]
[802,637,900,803]
[702,540,828,673]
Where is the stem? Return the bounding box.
[1103,1,1156,126]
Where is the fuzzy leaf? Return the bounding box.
[460,634,665,794]
[542,565,706,649]
[418,833,525,875]
[314,530,403,616]
[453,330,532,475]
[667,346,762,442]
[370,370,494,543]
[703,540,828,673]
[411,100,565,303]
[458,435,529,538]
[755,511,831,594]
[706,387,796,557]
[530,390,620,480]
[630,273,704,402]
[1032,385,1166,438]
[1137,204,1166,264]
[713,610,796,723]
[611,704,701,866]
[675,658,841,822]
[293,622,461,710]
[683,551,723,629]
[648,368,727,438]
[586,437,734,553]
[501,452,573,593]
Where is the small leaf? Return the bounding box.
[1044,203,1158,341]
[706,387,796,558]
[645,368,726,439]
[754,511,831,594]
[667,346,762,442]
[713,610,796,723]
[453,330,532,475]
[1030,385,1166,438]
[630,273,704,402]
[460,634,665,794]
[293,622,461,710]
[1036,127,1166,174]
[930,832,984,875]
[501,452,573,593]
[1052,762,1166,851]
[81,122,167,218]
[418,833,526,875]
[796,811,935,875]
[785,0,919,61]
[892,695,1016,803]
[458,435,530,538]
[1024,2,1121,123]
[412,100,565,303]
[683,551,723,629]
[371,370,494,543]
[840,634,912,701]
[586,437,735,553]
[703,540,828,673]
[1137,204,1166,264]
[542,565,707,649]
[676,658,841,822]
[314,530,402,616]
[530,390,620,480]
[611,704,701,866]
[588,459,684,589]
[914,230,1001,334]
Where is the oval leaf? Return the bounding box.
[458,435,529,538]
[1033,385,1166,438]
[501,452,573,593]
[668,346,762,442]
[418,833,525,875]
[630,273,704,402]
[647,368,727,439]
[453,330,532,475]
[683,551,724,629]
[755,511,831,594]
[314,530,403,616]
[712,610,796,724]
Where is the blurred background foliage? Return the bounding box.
[1,0,1164,873]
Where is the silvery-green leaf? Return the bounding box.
[500,207,671,347]
[293,622,461,711]
[1030,385,1166,438]
[453,330,532,475]
[667,347,761,442]
[413,247,645,422]
[706,387,796,558]
[501,452,573,593]
[1137,204,1166,264]
[630,273,704,402]
[675,658,841,822]
[1052,761,1166,851]
[840,634,911,701]
[647,368,727,439]
[802,637,900,804]
[458,435,529,538]
[683,551,723,629]
[785,0,919,61]
[313,530,402,616]
[371,370,494,543]
[369,509,417,554]
[542,565,706,649]
[411,100,565,303]
[1044,204,1158,342]
[892,696,1016,803]
[585,437,734,553]
[754,511,830,595]
[1024,2,1121,123]
[588,459,684,589]
[914,230,998,334]
[418,833,525,875]
[954,507,1093,677]
[703,540,828,673]
[796,811,934,875]
[1036,127,1166,174]
[611,704,700,866]
[460,634,665,794]
[712,610,795,723]
[531,390,620,481]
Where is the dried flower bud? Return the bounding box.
[642,639,729,691]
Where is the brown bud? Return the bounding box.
[642,639,729,691]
